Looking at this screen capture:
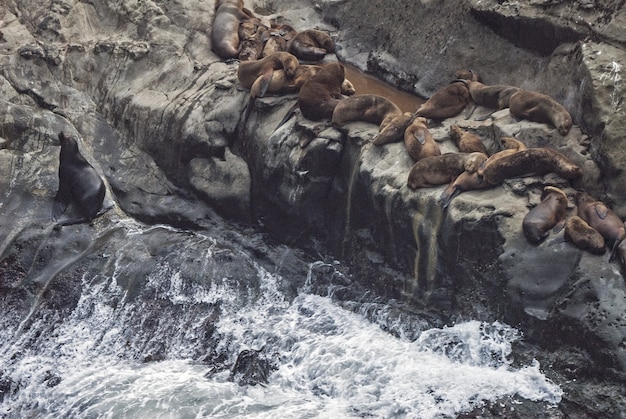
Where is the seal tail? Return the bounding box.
[608,239,621,263]
[438,184,461,210]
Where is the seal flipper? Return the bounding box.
[51,188,70,221]
[275,101,299,131]
[438,183,461,210]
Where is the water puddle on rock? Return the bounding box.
[343,63,425,113]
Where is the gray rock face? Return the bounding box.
[1,0,626,416]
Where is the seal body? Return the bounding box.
[522,186,568,244]
[237,52,300,98]
[466,81,522,110]
[264,64,354,96]
[288,29,335,61]
[404,117,440,162]
[564,215,606,255]
[211,0,251,59]
[298,61,345,121]
[261,24,296,57]
[372,112,414,145]
[407,152,486,190]
[438,159,491,209]
[509,90,573,135]
[331,94,401,126]
[449,125,488,154]
[575,192,626,249]
[415,81,470,120]
[479,147,581,186]
[52,132,106,224]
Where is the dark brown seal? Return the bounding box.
[575,191,625,258]
[415,80,470,120]
[264,64,355,97]
[288,29,335,61]
[564,215,606,255]
[479,147,581,186]
[211,0,253,59]
[407,152,487,190]
[298,61,346,121]
[522,186,569,244]
[372,112,415,146]
[449,125,488,154]
[438,155,491,209]
[52,131,106,226]
[466,81,522,110]
[509,90,573,136]
[237,52,300,98]
[331,94,402,126]
[404,117,441,162]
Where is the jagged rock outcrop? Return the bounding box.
[1,0,626,416]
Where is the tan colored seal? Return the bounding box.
[575,191,626,258]
[522,186,569,244]
[288,29,335,61]
[261,24,296,58]
[404,117,441,162]
[263,64,355,97]
[479,147,581,186]
[415,80,470,120]
[449,125,488,154]
[438,158,491,209]
[466,81,522,110]
[564,215,606,255]
[509,90,573,136]
[237,51,300,98]
[331,94,402,126]
[211,0,253,59]
[298,61,346,120]
[372,112,415,145]
[407,152,487,190]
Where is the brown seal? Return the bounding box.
[454,69,481,82]
[575,191,626,259]
[438,156,491,209]
[288,29,335,61]
[407,152,487,190]
[372,112,415,145]
[404,117,441,162]
[261,24,296,58]
[331,94,401,126]
[522,186,569,244]
[237,52,300,98]
[238,20,266,61]
[564,215,606,255]
[298,61,346,121]
[415,80,470,120]
[52,131,106,226]
[479,147,581,186]
[449,125,488,154]
[466,81,522,110]
[211,0,254,59]
[264,64,355,97]
[509,90,573,136]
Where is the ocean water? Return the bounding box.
[0,252,562,419]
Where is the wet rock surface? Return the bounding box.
[1,0,626,416]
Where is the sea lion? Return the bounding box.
[438,157,491,209]
[404,117,440,162]
[298,61,346,121]
[466,81,522,110]
[509,90,573,136]
[237,51,300,98]
[407,152,487,190]
[331,94,402,126]
[52,131,106,226]
[288,29,335,61]
[263,64,355,97]
[454,69,481,82]
[564,215,606,255]
[575,191,626,259]
[211,0,253,59]
[522,186,569,244]
[372,112,415,145]
[415,80,470,120]
[478,147,581,186]
[449,125,488,154]
[238,21,266,61]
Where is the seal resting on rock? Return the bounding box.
[415,80,470,120]
[331,94,402,126]
[407,152,487,190]
[288,29,335,61]
[438,152,491,209]
[522,186,569,244]
[52,131,106,226]
[478,147,581,186]
[449,125,488,154]
[564,215,606,255]
[465,81,522,110]
[509,90,573,136]
[297,61,346,121]
[404,117,440,162]
[237,51,300,98]
[372,112,415,146]
[263,64,355,97]
[211,0,254,59]
[575,191,626,260]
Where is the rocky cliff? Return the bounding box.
[1,0,626,416]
